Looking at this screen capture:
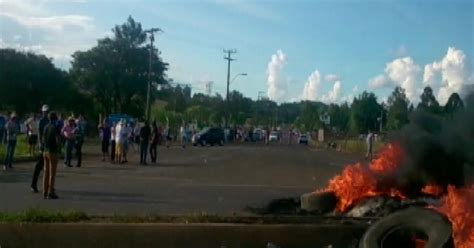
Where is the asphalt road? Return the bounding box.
[0,143,361,215]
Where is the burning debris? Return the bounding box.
[307,94,474,247]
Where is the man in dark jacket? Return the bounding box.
[139,122,151,165]
[43,112,61,199]
[31,105,49,193]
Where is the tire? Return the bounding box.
[359,207,454,248]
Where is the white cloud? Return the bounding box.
[369,75,392,89]
[0,12,94,33]
[266,50,288,102]
[385,57,421,103]
[0,0,100,68]
[302,70,345,103]
[368,57,421,102]
[302,70,321,101]
[324,74,340,82]
[321,80,342,103]
[423,47,472,104]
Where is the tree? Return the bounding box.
[417,86,440,114]
[328,103,350,133]
[294,101,325,132]
[350,91,382,134]
[386,86,410,130]
[70,16,168,118]
[227,90,252,126]
[0,49,81,115]
[444,92,464,117]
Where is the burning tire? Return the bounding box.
[359,207,454,248]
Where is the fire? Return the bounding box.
[434,185,474,248]
[413,238,426,248]
[421,184,445,196]
[316,141,473,247]
[323,144,407,212]
[368,142,404,173]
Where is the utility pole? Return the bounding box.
[145,28,163,123]
[224,49,237,128]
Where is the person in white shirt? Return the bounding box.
[115,121,125,164]
[366,130,375,160]
[110,122,116,163]
[26,114,39,156]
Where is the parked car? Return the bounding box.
[298,134,309,145]
[192,127,225,146]
[269,131,279,142]
[253,129,263,141]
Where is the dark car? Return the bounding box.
[192,127,225,146]
[298,134,309,145]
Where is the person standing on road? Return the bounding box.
[123,122,132,163]
[42,112,61,199]
[31,105,49,193]
[365,130,375,161]
[150,121,159,163]
[62,117,76,167]
[99,121,111,161]
[110,121,117,163]
[3,113,19,170]
[0,114,6,145]
[115,121,125,164]
[26,114,39,157]
[139,121,151,165]
[180,124,186,148]
[74,119,85,167]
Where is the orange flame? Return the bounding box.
[434,185,474,248]
[413,238,426,248]
[421,184,445,197]
[323,144,407,212]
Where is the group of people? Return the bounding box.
[1,104,87,200]
[98,120,162,165]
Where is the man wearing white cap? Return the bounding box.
[31,104,50,192]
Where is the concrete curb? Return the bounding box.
[0,222,367,248]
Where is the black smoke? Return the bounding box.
[389,93,474,195]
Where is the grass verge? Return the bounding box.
[0,208,373,224]
[0,135,31,161]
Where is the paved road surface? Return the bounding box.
[0,143,361,215]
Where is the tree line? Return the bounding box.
[0,16,466,136]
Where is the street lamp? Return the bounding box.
[230,73,248,84]
[144,27,163,123]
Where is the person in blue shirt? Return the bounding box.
[0,115,6,144]
[3,113,20,170]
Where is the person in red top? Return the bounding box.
[62,117,76,167]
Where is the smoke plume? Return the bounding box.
[389,93,474,195]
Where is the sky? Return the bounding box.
[0,0,473,104]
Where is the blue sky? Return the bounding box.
[0,0,472,104]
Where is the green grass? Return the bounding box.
[0,208,90,223]
[0,208,368,224]
[312,139,385,154]
[0,135,31,161]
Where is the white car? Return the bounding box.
[269,131,279,142]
